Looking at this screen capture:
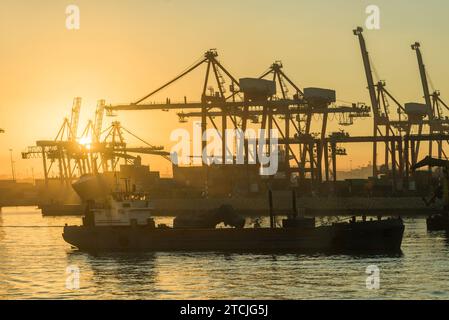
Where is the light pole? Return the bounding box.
[350,160,353,179]
[9,149,16,182]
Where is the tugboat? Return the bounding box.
[412,156,449,231]
[63,183,404,253]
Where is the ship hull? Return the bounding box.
[63,219,404,254]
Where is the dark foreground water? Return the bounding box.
[1,207,449,300]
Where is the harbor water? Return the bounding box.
[1,207,448,300]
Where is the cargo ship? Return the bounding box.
[63,187,405,253]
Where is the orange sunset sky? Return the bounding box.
[0,0,448,180]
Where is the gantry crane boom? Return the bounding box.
[412,156,449,171]
[134,58,208,105]
[354,26,382,178]
[353,27,379,118]
[411,43,449,119]
[411,43,433,119]
[94,100,105,142]
[411,42,449,161]
[70,97,82,141]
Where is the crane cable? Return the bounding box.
[137,54,207,104]
[426,70,436,93]
[369,56,381,83]
[120,125,159,149]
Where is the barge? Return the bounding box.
[63,189,404,254]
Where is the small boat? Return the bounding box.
[427,214,449,231]
[63,189,404,254]
[412,157,449,231]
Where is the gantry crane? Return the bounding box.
[109,49,241,165]
[79,100,106,173]
[257,60,369,184]
[23,98,169,185]
[412,42,449,162]
[22,98,84,185]
[354,27,449,188]
[353,27,406,179]
[107,50,369,191]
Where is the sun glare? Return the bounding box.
[78,136,92,149]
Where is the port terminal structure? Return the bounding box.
[106,48,370,193]
[22,27,449,198]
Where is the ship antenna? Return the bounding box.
[113,172,120,193]
[269,190,275,229]
[292,189,298,218]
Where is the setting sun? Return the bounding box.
[77,136,92,150]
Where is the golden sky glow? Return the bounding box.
[1,0,448,179]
